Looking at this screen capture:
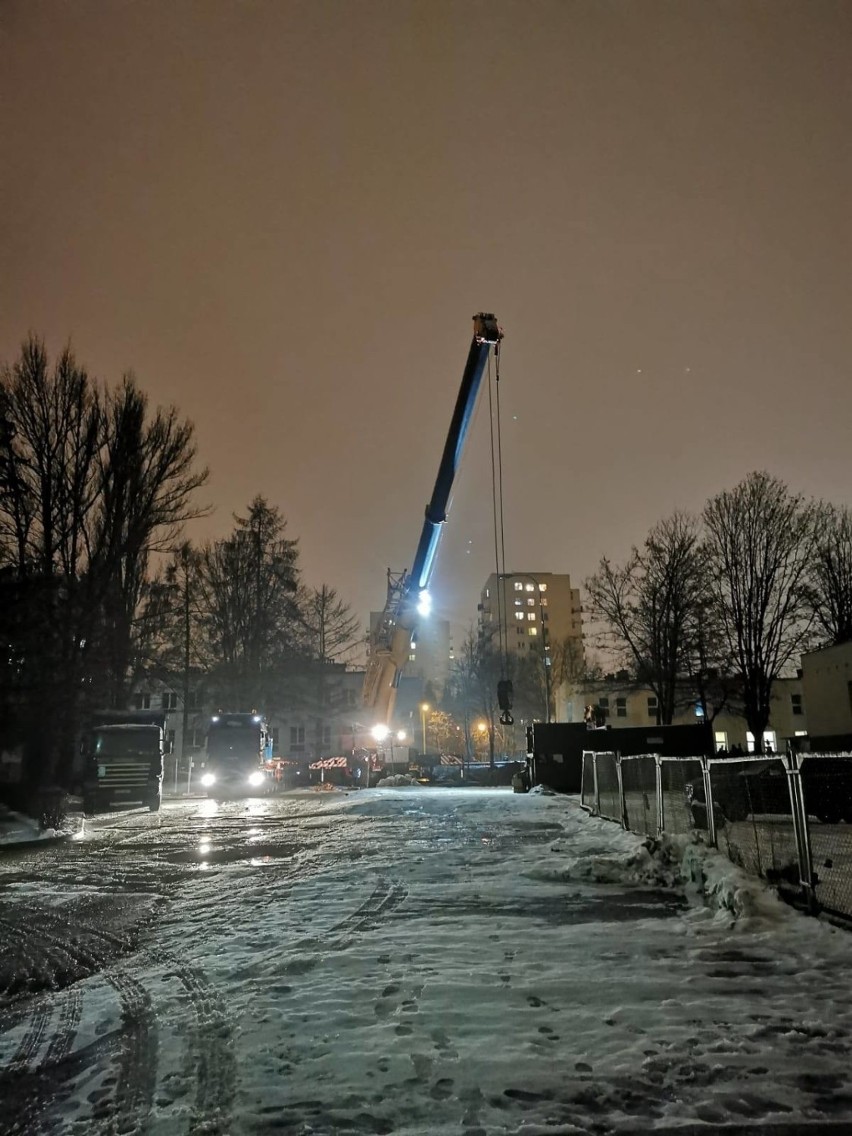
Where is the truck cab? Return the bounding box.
[82,715,166,815]
[201,712,272,798]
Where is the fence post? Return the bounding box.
[784,750,818,914]
[615,752,627,830]
[655,754,664,836]
[701,756,717,848]
[592,753,600,816]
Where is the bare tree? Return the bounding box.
[585,512,707,724]
[0,337,207,790]
[446,625,505,772]
[703,471,816,749]
[0,339,102,785]
[300,584,361,663]
[94,378,209,707]
[298,584,362,759]
[807,502,852,646]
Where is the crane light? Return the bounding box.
[416,590,432,617]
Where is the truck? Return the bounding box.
[200,712,274,798]
[81,710,167,815]
[363,312,503,730]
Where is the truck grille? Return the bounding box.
[97,760,152,788]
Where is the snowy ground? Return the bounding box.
[2,786,852,1135]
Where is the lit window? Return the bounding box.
[527,612,536,621]
[528,626,538,636]
[409,653,416,661]
[539,584,547,592]
[514,599,522,606]
[515,612,525,621]
[514,582,523,591]
[527,598,535,606]
[540,597,548,607]
[525,584,535,592]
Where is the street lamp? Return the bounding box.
[369,724,390,789]
[420,703,430,756]
[499,572,551,724]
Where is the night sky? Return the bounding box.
[2,1,850,635]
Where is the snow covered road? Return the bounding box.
[2,786,852,1135]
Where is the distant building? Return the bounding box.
[478,571,584,663]
[131,664,365,766]
[801,641,852,746]
[369,612,453,703]
[558,675,806,755]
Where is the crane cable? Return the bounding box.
[487,342,514,724]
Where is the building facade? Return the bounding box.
[131,665,366,768]
[557,675,807,755]
[801,641,852,744]
[478,572,584,661]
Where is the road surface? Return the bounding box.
[2,786,852,1135]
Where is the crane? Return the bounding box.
[363,312,503,728]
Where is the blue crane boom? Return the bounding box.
[363,312,503,723]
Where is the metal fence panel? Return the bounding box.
[660,757,704,836]
[620,756,658,836]
[707,758,799,888]
[800,754,852,920]
[595,753,621,824]
[581,751,596,811]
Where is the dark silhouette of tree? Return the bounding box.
[446,626,505,772]
[297,584,362,760]
[198,496,302,712]
[807,502,852,646]
[585,513,707,724]
[94,378,209,708]
[0,336,206,793]
[703,471,816,750]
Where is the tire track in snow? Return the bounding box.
[94,970,157,1136]
[5,995,52,1071]
[161,958,236,1136]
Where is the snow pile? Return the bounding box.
[524,804,804,929]
[679,836,795,927]
[374,773,420,787]
[0,805,60,847]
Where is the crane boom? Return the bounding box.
[363,312,503,725]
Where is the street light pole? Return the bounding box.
[420,702,430,757]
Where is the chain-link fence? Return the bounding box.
[579,750,852,923]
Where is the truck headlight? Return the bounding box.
[201,773,216,787]
[248,771,265,787]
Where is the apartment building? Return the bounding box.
[478,572,584,661]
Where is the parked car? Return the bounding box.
[685,757,852,827]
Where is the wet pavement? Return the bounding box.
[2,788,852,1135]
